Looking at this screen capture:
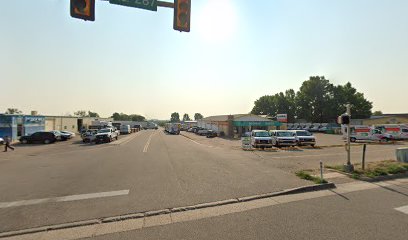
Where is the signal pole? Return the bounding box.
[344,104,354,172]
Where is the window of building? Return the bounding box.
[72,125,75,129]
[64,126,67,129]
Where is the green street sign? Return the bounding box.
[109,0,157,11]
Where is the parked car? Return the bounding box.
[19,131,57,144]
[194,127,204,134]
[206,130,218,138]
[292,130,316,147]
[250,130,273,149]
[197,129,209,136]
[81,130,98,143]
[270,130,297,147]
[95,128,119,143]
[120,125,131,134]
[50,130,71,141]
[310,124,321,132]
[60,131,76,138]
[0,137,4,145]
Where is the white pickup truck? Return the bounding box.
[95,128,119,143]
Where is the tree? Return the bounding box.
[372,111,383,116]
[251,89,297,122]
[194,113,204,120]
[333,82,372,119]
[182,113,191,121]
[170,112,180,122]
[111,112,145,121]
[296,76,334,122]
[88,111,100,118]
[5,108,22,114]
[74,110,87,117]
[130,114,146,122]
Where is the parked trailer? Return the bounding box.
[165,123,181,135]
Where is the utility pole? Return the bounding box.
[343,104,354,172]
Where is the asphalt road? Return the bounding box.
[89,180,408,240]
[0,130,310,233]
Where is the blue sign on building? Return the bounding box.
[0,115,45,142]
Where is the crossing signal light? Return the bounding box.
[338,114,350,125]
[174,0,191,32]
[70,0,95,21]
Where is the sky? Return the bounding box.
[1,0,407,120]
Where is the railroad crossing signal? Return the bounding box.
[70,0,95,21]
[173,0,191,32]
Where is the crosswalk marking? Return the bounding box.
[395,205,408,215]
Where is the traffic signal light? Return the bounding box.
[174,0,191,32]
[338,114,350,125]
[70,0,95,21]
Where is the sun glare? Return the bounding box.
[196,0,238,43]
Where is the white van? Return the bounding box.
[269,130,297,147]
[292,130,316,146]
[250,130,273,149]
[120,125,131,134]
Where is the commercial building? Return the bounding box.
[0,114,45,142]
[197,114,282,138]
[45,116,113,132]
[361,114,408,125]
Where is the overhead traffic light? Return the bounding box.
[70,0,95,21]
[174,0,191,32]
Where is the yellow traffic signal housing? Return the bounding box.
[174,0,191,32]
[70,0,95,21]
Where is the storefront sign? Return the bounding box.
[24,117,45,125]
[233,121,274,127]
[277,114,288,123]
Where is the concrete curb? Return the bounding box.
[327,169,408,182]
[0,183,335,238]
[0,219,100,238]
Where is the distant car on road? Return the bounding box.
[120,125,131,134]
[0,137,4,145]
[19,131,57,144]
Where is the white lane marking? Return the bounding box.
[0,190,129,209]
[143,133,155,153]
[395,205,408,215]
